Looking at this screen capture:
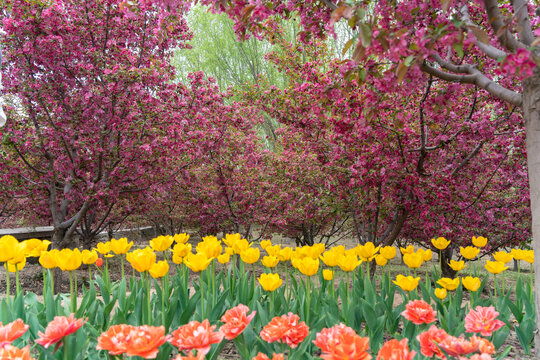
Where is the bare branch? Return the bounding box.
[482,0,525,51]
[460,5,508,60]
[450,142,484,177]
[419,60,522,106]
[511,0,535,45]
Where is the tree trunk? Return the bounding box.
[522,75,540,357]
[440,248,457,278]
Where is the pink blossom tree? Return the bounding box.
[0,0,192,248]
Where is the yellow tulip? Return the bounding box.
[492,251,513,264]
[7,257,25,272]
[39,250,58,269]
[437,277,460,291]
[240,248,260,264]
[297,257,319,276]
[403,252,423,269]
[431,237,450,250]
[0,235,19,262]
[173,233,190,244]
[400,245,415,255]
[261,255,279,268]
[338,253,362,272]
[149,260,169,278]
[184,252,212,272]
[173,243,192,258]
[375,254,388,267]
[96,242,112,256]
[266,244,281,257]
[312,244,326,257]
[172,253,183,265]
[380,246,396,260]
[471,236,487,248]
[393,275,420,292]
[57,248,83,271]
[224,247,234,256]
[448,260,466,272]
[323,269,334,280]
[196,238,222,259]
[150,235,174,252]
[223,233,241,248]
[110,237,133,255]
[258,273,282,291]
[9,242,27,266]
[511,248,527,261]
[260,240,272,250]
[418,249,433,262]
[523,249,534,264]
[82,249,98,265]
[356,242,380,262]
[126,247,156,273]
[460,246,480,260]
[434,287,447,300]
[233,239,252,255]
[462,276,481,292]
[485,260,508,274]
[22,239,51,257]
[278,247,293,262]
[333,245,346,256]
[217,253,230,264]
[320,250,340,267]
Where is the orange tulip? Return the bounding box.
[0,319,29,345]
[97,324,170,359]
[169,320,224,356]
[260,313,309,349]
[377,338,416,360]
[220,304,256,340]
[35,314,87,349]
[401,300,436,325]
[0,345,34,360]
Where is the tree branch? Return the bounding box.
[460,5,508,60]
[482,0,525,51]
[419,60,522,106]
[511,0,534,45]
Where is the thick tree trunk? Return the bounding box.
[522,75,540,357]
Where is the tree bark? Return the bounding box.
[440,248,457,278]
[522,74,540,357]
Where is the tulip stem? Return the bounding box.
[15,269,21,297]
[43,269,47,298]
[241,332,249,360]
[120,257,125,280]
[5,264,10,307]
[285,263,290,302]
[346,272,351,306]
[493,274,498,306]
[88,267,93,291]
[439,251,442,278]
[49,269,55,296]
[63,336,69,360]
[200,273,205,320]
[305,276,311,324]
[530,264,533,297]
[212,261,216,308]
[161,277,166,328]
[146,272,152,325]
[69,271,75,314]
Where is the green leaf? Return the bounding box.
[491,325,510,349]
